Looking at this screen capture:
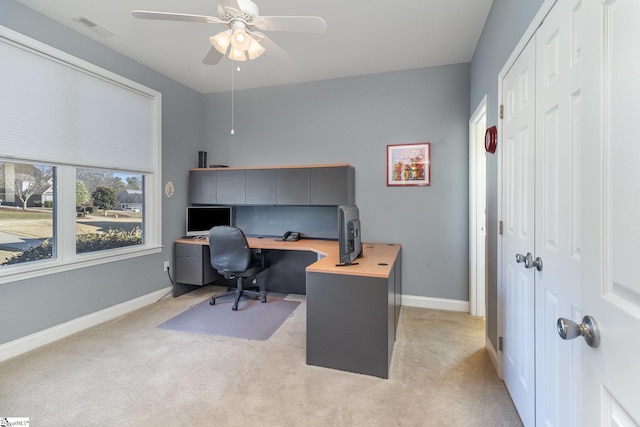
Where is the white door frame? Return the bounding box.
[469,95,487,318]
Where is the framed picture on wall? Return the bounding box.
[386,143,431,186]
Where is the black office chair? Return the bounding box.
[208,226,267,311]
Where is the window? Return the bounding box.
[0,26,161,284]
[75,169,144,254]
[0,161,55,266]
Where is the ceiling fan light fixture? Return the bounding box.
[210,30,232,55]
[246,38,265,60]
[228,47,247,62]
[230,28,252,51]
[132,2,327,66]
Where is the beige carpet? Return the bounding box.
[0,285,522,426]
[157,292,300,340]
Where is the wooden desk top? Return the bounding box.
[174,237,400,279]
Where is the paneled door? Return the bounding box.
[533,1,583,425]
[501,1,584,425]
[580,0,640,424]
[501,37,536,427]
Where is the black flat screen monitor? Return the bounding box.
[337,205,362,266]
[186,206,232,237]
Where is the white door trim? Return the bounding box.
[469,95,487,318]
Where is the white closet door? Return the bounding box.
[501,37,537,427]
[502,0,640,425]
[501,1,584,425]
[533,0,583,425]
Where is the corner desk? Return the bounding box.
[173,237,402,378]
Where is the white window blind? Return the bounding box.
[0,28,160,173]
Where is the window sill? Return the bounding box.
[0,245,163,285]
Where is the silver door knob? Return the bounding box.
[530,255,543,271]
[521,252,543,271]
[557,316,600,348]
[516,253,527,264]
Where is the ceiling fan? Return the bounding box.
[132,0,327,64]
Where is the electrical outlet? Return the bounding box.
[163,261,170,271]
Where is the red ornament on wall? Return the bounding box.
[485,126,497,154]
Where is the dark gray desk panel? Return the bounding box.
[310,166,353,206]
[216,169,246,205]
[306,271,394,378]
[245,169,277,205]
[277,168,310,205]
[189,165,353,207]
[234,205,337,239]
[189,170,217,205]
[394,248,402,337]
[260,249,317,295]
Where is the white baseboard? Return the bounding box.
[401,294,469,312]
[2,290,470,363]
[486,335,502,379]
[0,287,172,363]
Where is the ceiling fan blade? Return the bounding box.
[253,16,327,33]
[202,46,225,65]
[258,35,297,67]
[132,10,223,25]
[217,0,242,12]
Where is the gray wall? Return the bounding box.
[0,1,201,345]
[469,0,545,348]
[1,0,529,348]
[203,65,470,300]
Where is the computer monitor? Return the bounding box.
[186,206,232,237]
[337,205,362,266]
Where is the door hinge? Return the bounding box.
[499,104,504,119]
[499,220,503,235]
[499,336,504,352]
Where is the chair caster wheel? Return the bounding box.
[261,298,267,303]
[209,299,215,306]
[232,305,238,311]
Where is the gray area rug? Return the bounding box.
[157,293,300,340]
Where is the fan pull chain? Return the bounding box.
[230,64,235,135]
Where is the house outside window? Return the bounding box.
[75,169,144,255]
[0,161,55,266]
[0,164,151,266]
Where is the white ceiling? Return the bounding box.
[15,0,493,94]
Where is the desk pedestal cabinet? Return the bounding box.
[173,242,220,297]
[306,245,401,379]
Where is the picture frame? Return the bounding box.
[387,143,431,186]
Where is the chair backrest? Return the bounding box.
[208,226,252,274]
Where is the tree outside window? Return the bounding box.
[0,163,146,266]
[0,161,54,266]
[75,169,143,254]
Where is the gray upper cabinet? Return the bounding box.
[189,165,354,206]
[246,169,277,205]
[310,166,355,206]
[216,169,246,205]
[277,168,310,205]
[189,170,217,205]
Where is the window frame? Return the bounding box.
[0,26,162,285]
